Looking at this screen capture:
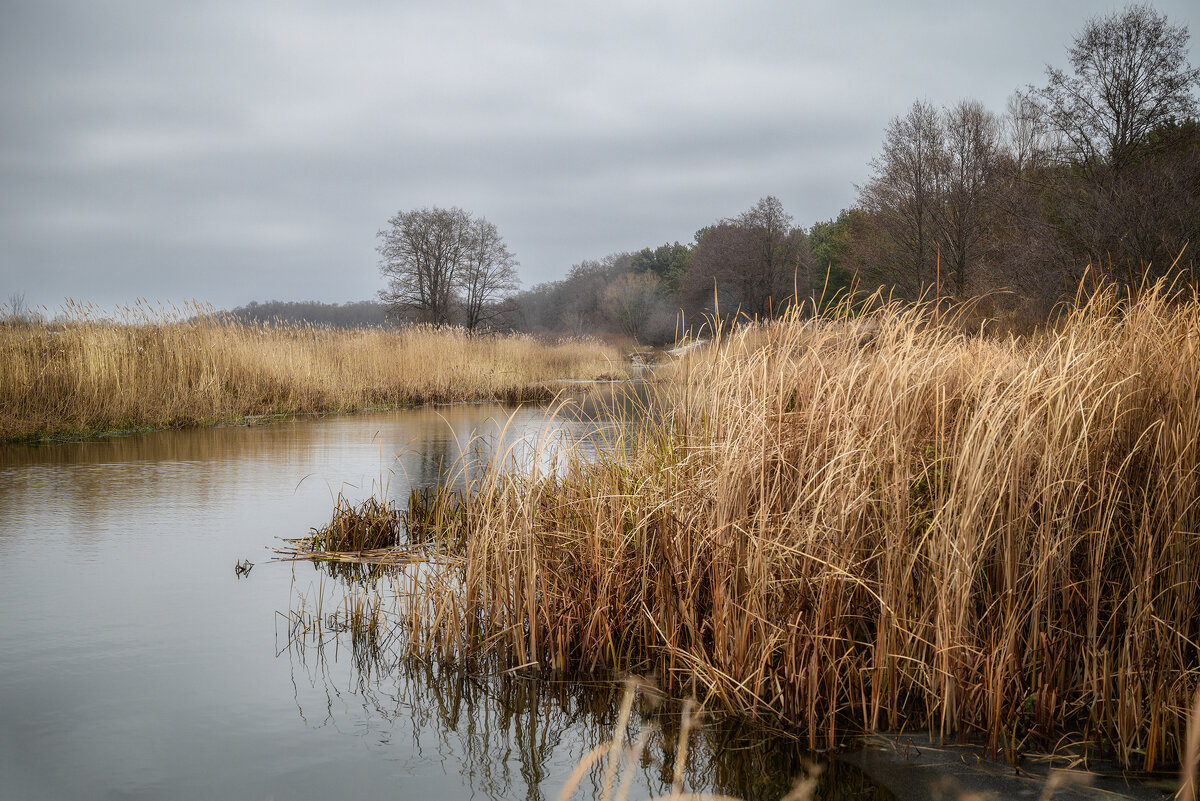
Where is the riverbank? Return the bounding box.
[0,316,626,441]
[326,284,1200,773]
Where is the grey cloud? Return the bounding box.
[1,0,1197,309]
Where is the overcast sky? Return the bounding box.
[1,0,1197,312]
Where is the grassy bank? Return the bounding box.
[0,313,626,441]
[353,284,1200,770]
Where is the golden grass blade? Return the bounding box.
[553,744,608,801]
[1181,690,1200,801]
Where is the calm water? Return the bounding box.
[0,404,889,801]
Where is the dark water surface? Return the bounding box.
[0,405,888,801]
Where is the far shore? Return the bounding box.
[0,318,628,443]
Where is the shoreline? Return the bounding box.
[1,375,644,446]
[0,320,629,444]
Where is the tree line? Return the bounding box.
[372,4,1197,343]
[226,299,390,328]
[850,4,1199,313]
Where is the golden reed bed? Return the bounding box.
[0,306,625,441]
[364,284,1200,771]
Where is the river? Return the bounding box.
[0,403,889,801]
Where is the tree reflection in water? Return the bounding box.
[277,568,892,801]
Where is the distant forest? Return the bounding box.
[225,299,390,329]
[237,6,1198,345]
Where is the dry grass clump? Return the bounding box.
[390,282,1200,771]
[0,302,626,440]
[305,494,404,553]
[292,487,467,558]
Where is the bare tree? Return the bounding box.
[556,254,631,337]
[683,196,809,320]
[377,207,520,327]
[601,270,663,341]
[854,100,1012,299]
[1004,92,1055,171]
[1027,4,1199,172]
[932,100,1002,296]
[682,222,752,321]
[377,207,472,324]
[1013,6,1200,287]
[738,196,808,316]
[4,292,29,323]
[459,217,519,332]
[1053,118,1200,284]
[857,100,943,296]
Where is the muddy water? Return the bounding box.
[0,405,889,801]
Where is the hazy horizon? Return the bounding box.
[2,0,1197,312]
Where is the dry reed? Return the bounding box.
[305,494,404,553]
[0,302,626,440]
[387,282,1200,771]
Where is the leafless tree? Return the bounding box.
[854,100,1013,300]
[985,143,1074,312]
[684,196,809,320]
[932,100,1002,296]
[377,207,520,327]
[842,8,1198,312]
[557,254,631,337]
[856,100,943,297]
[459,217,519,332]
[1013,6,1200,287]
[1027,4,1199,172]
[601,270,663,341]
[377,206,472,324]
[682,222,752,321]
[739,196,809,316]
[1004,92,1056,171]
[1054,119,1200,284]
[4,292,29,322]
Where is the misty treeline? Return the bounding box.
[370,4,1198,344]
[226,299,390,329]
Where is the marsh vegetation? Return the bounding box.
[0,305,625,441]
[305,283,1200,776]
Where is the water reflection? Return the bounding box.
[0,401,888,801]
[0,403,606,543]
[280,571,892,801]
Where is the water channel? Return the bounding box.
[0,403,891,801]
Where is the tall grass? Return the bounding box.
[387,283,1200,770]
[0,303,626,440]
